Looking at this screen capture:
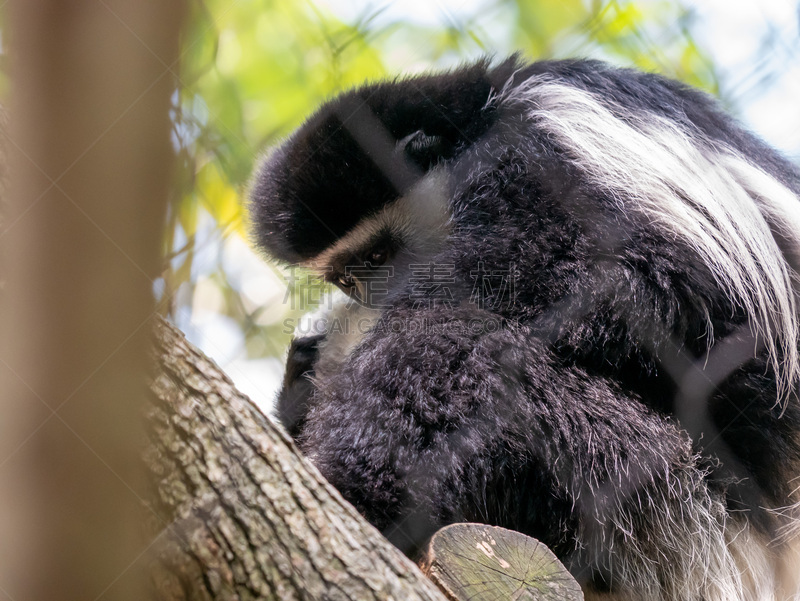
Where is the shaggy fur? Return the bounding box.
[249,57,800,600]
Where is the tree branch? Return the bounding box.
[145,318,448,601]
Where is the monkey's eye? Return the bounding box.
[367,247,388,267]
[336,273,356,291]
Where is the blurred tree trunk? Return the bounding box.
[0,2,184,600]
[145,318,448,601]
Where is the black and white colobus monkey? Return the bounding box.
[250,57,800,600]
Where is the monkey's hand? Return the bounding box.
[276,333,326,438]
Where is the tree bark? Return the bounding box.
[146,318,448,601]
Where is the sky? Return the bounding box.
[689,0,800,159]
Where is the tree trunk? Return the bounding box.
[1,2,183,600]
[145,318,448,601]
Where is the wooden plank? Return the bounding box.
[419,523,583,601]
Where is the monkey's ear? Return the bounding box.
[398,130,456,170]
[375,54,522,151]
[386,55,521,170]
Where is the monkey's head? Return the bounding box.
[248,58,522,306]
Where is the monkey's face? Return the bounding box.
[314,226,400,307]
[303,168,452,310]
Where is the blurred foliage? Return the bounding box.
[162,0,739,380]
[0,0,793,403]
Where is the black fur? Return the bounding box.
[252,57,800,597]
[275,334,325,438]
[250,57,519,262]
